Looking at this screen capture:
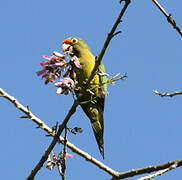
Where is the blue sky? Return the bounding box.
[1,0,182,179]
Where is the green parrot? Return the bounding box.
[62,37,107,158]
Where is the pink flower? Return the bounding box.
[40,55,65,67]
[37,52,67,84]
[36,69,46,76]
[60,152,75,158]
[42,72,59,84]
[65,153,75,158]
[43,51,65,61]
[42,55,53,61]
[71,56,82,69]
[55,78,75,95]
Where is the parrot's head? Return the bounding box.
[62,37,91,57]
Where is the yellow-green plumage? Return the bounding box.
[62,38,106,158]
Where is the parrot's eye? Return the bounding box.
[71,38,78,44]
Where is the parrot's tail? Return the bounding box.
[92,120,104,159]
[81,103,104,159]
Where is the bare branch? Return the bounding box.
[0,88,118,178]
[86,0,131,86]
[151,0,182,37]
[1,88,182,179]
[111,160,182,179]
[0,88,50,131]
[138,162,178,180]
[0,88,79,179]
[26,100,79,180]
[60,127,68,180]
[112,31,122,37]
[153,90,182,97]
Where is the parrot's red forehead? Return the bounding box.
[63,37,73,44]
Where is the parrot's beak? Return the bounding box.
[62,43,74,56]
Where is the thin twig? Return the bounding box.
[151,0,182,36]
[60,127,68,180]
[86,0,131,86]
[90,73,127,90]
[153,90,182,97]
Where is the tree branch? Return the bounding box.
[111,160,182,179]
[138,162,178,180]
[86,0,131,85]
[0,88,78,179]
[153,90,182,97]
[151,0,182,37]
[1,87,182,179]
[0,88,118,178]
[26,100,79,180]
[60,127,68,180]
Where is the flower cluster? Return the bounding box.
[55,78,76,95]
[37,52,67,84]
[37,51,83,94]
[37,51,110,97]
[71,55,82,69]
